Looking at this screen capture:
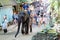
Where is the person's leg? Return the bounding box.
[25,18,29,34]
[25,23,29,34]
[21,22,25,34]
[29,17,32,33]
[15,21,21,37]
[21,16,25,34]
[38,18,43,27]
[30,24,32,32]
[36,17,38,25]
[38,21,42,27]
[30,18,32,32]
[43,21,46,27]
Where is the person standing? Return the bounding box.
[12,11,18,24]
[27,8,32,32]
[1,15,8,34]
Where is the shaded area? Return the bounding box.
[0,31,16,35]
[32,32,57,40]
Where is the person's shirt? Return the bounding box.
[1,19,8,29]
[30,10,36,17]
[14,14,18,19]
[27,10,31,15]
[23,4,29,10]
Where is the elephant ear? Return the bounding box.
[24,13,29,21]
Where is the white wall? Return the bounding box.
[0,6,13,25]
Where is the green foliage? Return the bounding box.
[48,29,56,33]
[58,0,60,7]
[50,0,58,13]
[15,0,27,3]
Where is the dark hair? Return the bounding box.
[20,5,23,7]
[41,15,43,17]
[50,12,51,15]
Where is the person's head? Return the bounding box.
[22,2,24,5]
[13,11,16,14]
[20,4,23,10]
[3,15,7,20]
[24,2,27,4]
[29,5,34,11]
[41,15,43,17]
